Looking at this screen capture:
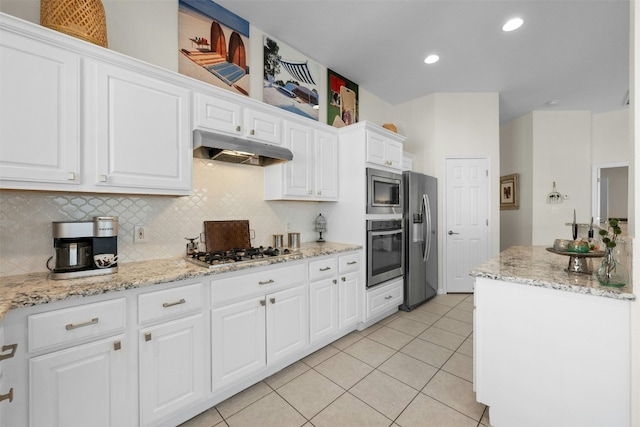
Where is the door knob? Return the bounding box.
[448,230,460,235]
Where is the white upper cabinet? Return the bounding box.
[0,14,192,195]
[85,60,192,195]
[366,130,403,171]
[264,120,338,201]
[0,30,81,188]
[194,92,282,145]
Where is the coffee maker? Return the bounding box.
[48,216,119,279]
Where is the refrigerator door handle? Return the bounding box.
[423,194,432,261]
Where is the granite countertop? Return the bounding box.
[470,246,635,301]
[0,242,361,320]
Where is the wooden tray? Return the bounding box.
[204,220,250,252]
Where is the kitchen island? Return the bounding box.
[470,246,634,427]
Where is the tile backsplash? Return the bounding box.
[0,159,327,276]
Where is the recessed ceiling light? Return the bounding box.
[503,17,523,32]
[424,54,439,64]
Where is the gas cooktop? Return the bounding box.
[186,246,294,269]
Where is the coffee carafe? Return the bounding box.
[48,216,119,279]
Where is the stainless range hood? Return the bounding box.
[193,129,293,166]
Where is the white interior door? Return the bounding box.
[445,158,490,293]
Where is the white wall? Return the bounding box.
[531,111,592,245]
[500,114,534,249]
[394,93,500,292]
[592,109,631,163]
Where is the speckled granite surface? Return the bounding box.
[470,246,635,301]
[0,242,361,320]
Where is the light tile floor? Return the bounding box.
[180,293,491,427]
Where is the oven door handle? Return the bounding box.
[371,228,402,237]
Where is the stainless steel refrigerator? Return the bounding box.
[400,171,438,311]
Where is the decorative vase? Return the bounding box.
[40,0,108,47]
[597,248,629,287]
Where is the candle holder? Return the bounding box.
[314,213,326,243]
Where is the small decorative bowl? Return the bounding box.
[567,240,589,253]
[94,253,117,268]
[553,239,570,251]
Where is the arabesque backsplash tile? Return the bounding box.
[0,159,327,276]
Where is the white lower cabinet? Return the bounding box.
[211,297,267,390]
[366,277,403,321]
[211,283,308,391]
[309,278,338,344]
[338,271,360,330]
[139,313,205,426]
[29,335,127,427]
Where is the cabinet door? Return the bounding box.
[194,92,242,137]
[0,31,80,188]
[314,130,339,199]
[385,140,403,170]
[243,108,282,145]
[139,313,205,426]
[89,61,191,194]
[29,335,126,427]
[339,272,361,330]
[266,285,308,365]
[211,297,266,391]
[365,131,387,167]
[309,278,338,344]
[283,121,314,197]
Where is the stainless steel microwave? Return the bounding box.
[366,168,403,214]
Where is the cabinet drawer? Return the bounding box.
[28,299,126,352]
[309,257,337,282]
[211,263,306,305]
[138,282,203,324]
[339,252,361,273]
[367,279,403,319]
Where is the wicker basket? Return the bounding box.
[40,0,108,47]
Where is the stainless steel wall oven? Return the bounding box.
[366,219,404,288]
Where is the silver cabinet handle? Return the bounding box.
[113,341,122,351]
[347,261,357,265]
[250,129,255,135]
[333,279,337,284]
[162,298,186,308]
[144,332,152,342]
[448,230,460,235]
[341,277,346,282]
[99,174,108,183]
[0,344,17,361]
[236,125,241,132]
[67,172,76,181]
[0,388,13,404]
[270,297,276,304]
[260,299,266,306]
[66,317,98,330]
[259,279,274,285]
[319,267,331,271]
[385,295,393,300]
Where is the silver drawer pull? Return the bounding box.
[0,388,13,404]
[347,261,357,265]
[162,298,186,308]
[319,267,331,271]
[0,344,17,361]
[113,341,122,351]
[259,279,274,285]
[384,295,393,300]
[145,332,152,342]
[66,317,98,330]
[341,277,346,282]
[270,297,276,304]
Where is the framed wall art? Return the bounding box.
[263,36,320,121]
[178,0,250,96]
[327,69,358,128]
[500,173,519,210]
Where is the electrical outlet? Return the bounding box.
[286,220,292,231]
[134,225,147,243]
